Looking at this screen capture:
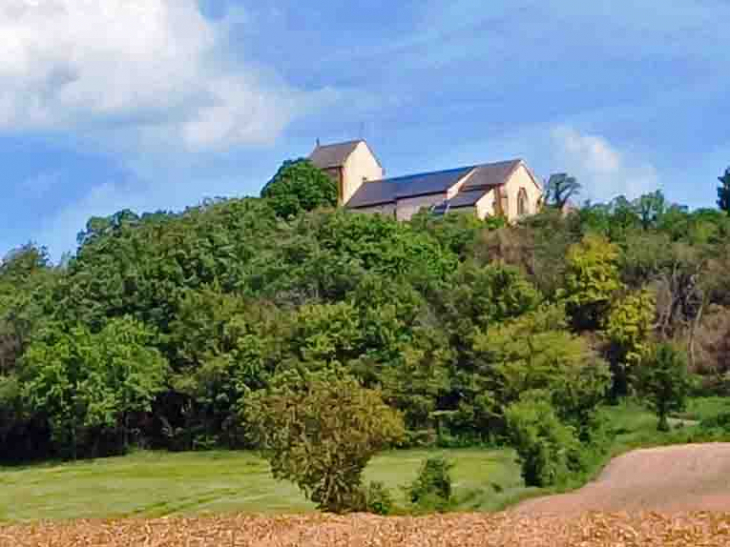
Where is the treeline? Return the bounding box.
[2,161,730,469]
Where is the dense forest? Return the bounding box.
[2,159,730,474]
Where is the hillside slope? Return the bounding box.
[514,443,730,515]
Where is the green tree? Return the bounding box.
[290,302,362,365]
[243,372,405,513]
[505,397,582,487]
[0,244,57,376]
[379,325,453,431]
[408,456,454,511]
[545,173,581,209]
[22,317,169,457]
[606,196,642,242]
[562,234,623,330]
[261,159,338,219]
[442,262,541,352]
[637,343,692,432]
[717,167,730,214]
[604,289,655,398]
[632,190,666,231]
[471,304,611,436]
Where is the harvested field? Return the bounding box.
[3,512,730,546]
[6,443,730,546]
[515,443,730,516]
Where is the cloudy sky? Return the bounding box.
[1,0,728,259]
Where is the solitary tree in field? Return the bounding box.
[637,343,692,432]
[243,372,405,513]
[717,167,730,215]
[545,173,581,210]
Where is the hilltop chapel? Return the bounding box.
[309,140,543,221]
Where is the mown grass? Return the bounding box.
[0,448,529,523]
[1,397,726,523]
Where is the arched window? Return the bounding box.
[517,188,529,217]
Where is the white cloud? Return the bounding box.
[551,126,660,202]
[0,0,329,151]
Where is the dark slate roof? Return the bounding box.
[346,159,525,210]
[346,181,397,208]
[347,166,473,209]
[445,189,489,208]
[394,166,474,199]
[309,140,362,169]
[461,160,521,191]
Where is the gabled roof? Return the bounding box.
[347,159,526,210]
[345,181,397,208]
[461,160,522,191]
[347,166,472,209]
[445,189,490,208]
[309,140,362,169]
[394,166,474,199]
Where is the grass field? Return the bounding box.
[1,398,725,524]
[0,448,530,523]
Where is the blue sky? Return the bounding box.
[1,0,728,260]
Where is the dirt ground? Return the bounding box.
[5,444,730,546]
[5,512,730,547]
[514,443,730,516]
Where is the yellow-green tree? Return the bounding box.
[563,234,623,330]
[604,289,655,397]
[472,304,611,435]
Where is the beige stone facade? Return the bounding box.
[309,140,542,222]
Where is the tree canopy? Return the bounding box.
[1,160,729,471]
[261,159,338,219]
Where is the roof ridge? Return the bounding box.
[372,165,474,184]
[375,159,523,183]
[313,139,364,149]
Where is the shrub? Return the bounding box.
[242,371,405,514]
[408,456,454,512]
[363,481,395,515]
[700,411,730,432]
[637,343,692,431]
[505,398,582,487]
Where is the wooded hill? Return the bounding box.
[2,160,730,472]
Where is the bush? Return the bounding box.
[505,398,582,487]
[408,456,454,512]
[700,411,730,432]
[363,481,395,515]
[637,343,692,431]
[243,372,405,514]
